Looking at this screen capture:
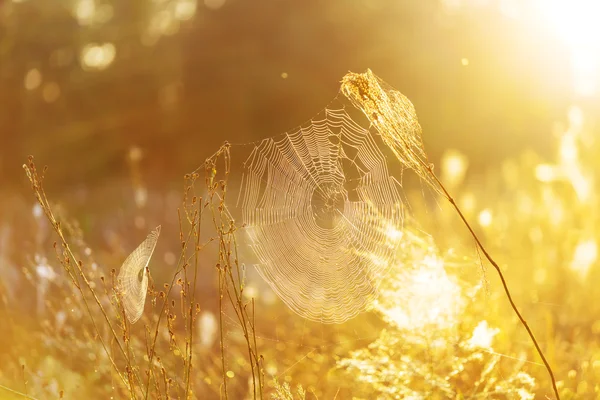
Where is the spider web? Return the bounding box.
[235,107,405,323]
[117,225,161,324]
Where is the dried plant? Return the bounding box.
[185,143,265,399]
[337,222,536,399]
[21,155,263,399]
[23,157,140,396]
[271,379,306,400]
[341,69,559,399]
[10,69,578,399]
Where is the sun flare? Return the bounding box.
[536,0,600,96]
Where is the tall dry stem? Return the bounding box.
[23,154,261,399]
[23,157,140,397]
[341,69,560,400]
[196,143,264,399]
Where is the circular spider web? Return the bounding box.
[237,108,404,323]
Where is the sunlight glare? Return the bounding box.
[379,255,462,330]
[441,149,468,187]
[386,225,402,242]
[478,209,493,227]
[74,0,95,26]
[198,311,218,348]
[467,320,499,350]
[571,49,598,96]
[571,238,597,280]
[535,164,557,182]
[80,43,116,71]
[174,0,198,21]
[559,134,578,163]
[35,261,57,281]
[459,192,476,213]
[32,203,43,218]
[369,254,387,267]
[568,105,584,131]
[243,285,258,299]
[538,105,592,202]
[537,0,600,96]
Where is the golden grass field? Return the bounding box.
[1,1,600,399]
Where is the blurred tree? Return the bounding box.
[0,0,578,194]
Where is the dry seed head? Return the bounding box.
[341,69,439,193]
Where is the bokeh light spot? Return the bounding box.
[535,164,556,182]
[80,43,116,71]
[478,209,493,227]
[174,0,198,21]
[24,69,42,91]
[74,0,95,26]
[95,3,114,24]
[205,0,226,10]
[468,320,499,349]
[441,149,468,187]
[571,238,597,280]
[42,82,60,103]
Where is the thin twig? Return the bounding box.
[143,226,194,399]
[23,159,136,393]
[0,383,39,400]
[429,168,560,399]
[340,70,560,399]
[185,199,203,398]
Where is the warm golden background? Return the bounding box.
[2,0,598,189]
[1,0,599,399]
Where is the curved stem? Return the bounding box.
[429,169,560,399]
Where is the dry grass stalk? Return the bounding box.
[188,143,265,399]
[23,157,141,397]
[0,382,39,400]
[21,153,264,399]
[341,69,560,399]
